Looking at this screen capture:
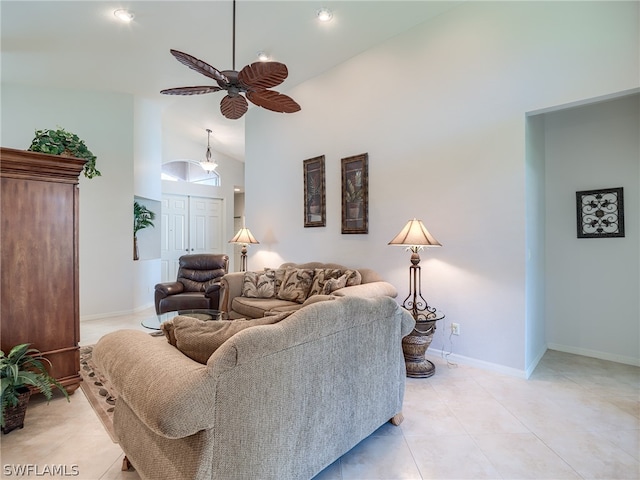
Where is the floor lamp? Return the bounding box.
[389,218,444,378]
[229,226,259,272]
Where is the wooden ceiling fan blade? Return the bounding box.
[160,86,223,95]
[238,62,289,89]
[247,90,301,113]
[170,49,229,84]
[220,95,248,119]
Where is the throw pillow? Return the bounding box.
[344,269,362,287]
[162,319,177,346]
[241,271,275,298]
[276,268,315,303]
[161,315,284,364]
[324,273,348,293]
[308,268,344,296]
[263,267,286,296]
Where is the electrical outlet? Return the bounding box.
[451,323,460,336]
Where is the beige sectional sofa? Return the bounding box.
[93,296,414,480]
[219,261,398,319]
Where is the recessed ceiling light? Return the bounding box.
[316,7,333,22]
[256,51,270,62]
[114,9,134,23]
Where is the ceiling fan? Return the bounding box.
[160,0,301,120]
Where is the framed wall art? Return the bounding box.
[303,155,326,227]
[576,187,625,238]
[341,153,368,234]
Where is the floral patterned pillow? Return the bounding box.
[263,268,287,296]
[276,268,315,303]
[241,271,276,298]
[308,269,344,297]
[324,273,349,293]
[344,269,362,287]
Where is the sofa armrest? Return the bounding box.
[155,281,184,297]
[93,330,219,439]
[204,281,221,296]
[219,272,245,313]
[332,281,398,299]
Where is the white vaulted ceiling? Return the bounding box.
[1,1,463,160]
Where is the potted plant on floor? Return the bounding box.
[133,201,156,260]
[27,127,101,179]
[1,344,70,434]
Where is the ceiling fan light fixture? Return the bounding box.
[200,129,218,172]
[113,9,134,23]
[160,0,301,120]
[256,51,270,62]
[316,7,333,22]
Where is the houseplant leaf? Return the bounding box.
[27,127,101,179]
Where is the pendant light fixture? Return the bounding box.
[200,129,218,172]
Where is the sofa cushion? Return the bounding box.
[161,314,284,364]
[232,296,299,319]
[241,271,276,298]
[276,268,314,303]
[302,294,337,306]
[331,281,398,298]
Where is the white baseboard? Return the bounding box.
[546,343,640,367]
[427,344,638,379]
[80,303,154,322]
[428,351,528,379]
[524,346,548,379]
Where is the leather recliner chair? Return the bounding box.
[154,254,229,314]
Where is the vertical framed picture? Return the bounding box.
[576,187,625,238]
[341,153,368,234]
[303,155,326,227]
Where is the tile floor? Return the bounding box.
[1,308,638,480]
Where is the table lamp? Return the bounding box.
[388,218,441,321]
[229,226,259,272]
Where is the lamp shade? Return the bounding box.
[388,218,441,247]
[200,160,218,172]
[229,227,259,245]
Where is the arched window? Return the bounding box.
[161,159,220,186]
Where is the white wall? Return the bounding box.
[244,1,639,374]
[524,114,547,374]
[0,84,245,317]
[1,83,135,318]
[544,94,639,366]
[133,98,163,310]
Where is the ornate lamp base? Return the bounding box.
[396,253,445,378]
[402,319,437,378]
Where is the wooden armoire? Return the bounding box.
[1,147,85,394]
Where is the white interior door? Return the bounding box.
[161,194,224,282]
[190,197,223,254]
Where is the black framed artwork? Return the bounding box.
[303,155,326,227]
[341,153,368,234]
[576,187,625,238]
